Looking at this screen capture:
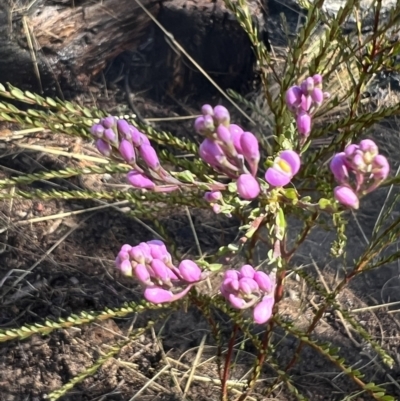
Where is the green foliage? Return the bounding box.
[1,0,400,399]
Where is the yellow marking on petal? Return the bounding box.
[277,159,291,173]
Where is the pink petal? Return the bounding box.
[239,264,255,278]
[144,287,173,304]
[265,167,291,187]
[279,150,301,176]
[253,297,274,324]
[229,293,246,309]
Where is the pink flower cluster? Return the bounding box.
[285,75,330,138]
[330,139,390,209]
[195,105,261,200]
[91,117,178,192]
[115,240,207,304]
[195,105,302,200]
[220,265,275,324]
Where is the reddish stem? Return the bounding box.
[221,324,239,401]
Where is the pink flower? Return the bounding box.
[178,260,202,282]
[201,104,214,116]
[119,140,135,163]
[144,287,174,304]
[311,88,324,105]
[213,105,230,126]
[216,125,232,144]
[199,138,225,167]
[101,116,116,129]
[144,285,193,304]
[127,170,155,189]
[372,154,390,180]
[330,152,349,184]
[253,297,274,324]
[204,191,222,202]
[148,240,170,262]
[240,264,255,278]
[254,271,273,292]
[296,111,311,136]
[134,264,152,285]
[334,186,359,209]
[140,144,160,169]
[240,132,260,176]
[91,124,104,138]
[229,124,244,154]
[236,174,260,200]
[194,116,206,134]
[220,266,275,325]
[104,128,117,143]
[285,86,302,111]
[117,119,132,139]
[265,150,301,187]
[96,139,112,157]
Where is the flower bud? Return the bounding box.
[313,74,323,86]
[127,170,155,189]
[201,104,214,116]
[334,186,359,209]
[134,264,151,285]
[239,277,258,294]
[359,139,379,156]
[216,125,232,144]
[138,242,153,263]
[101,116,116,129]
[224,270,239,280]
[240,132,260,163]
[151,259,171,282]
[224,278,239,292]
[352,153,366,171]
[240,264,255,278]
[118,259,133,276]
[254,271,273,292]
[119,139,136,163]
[91,124,104,138]
[296,111,311,136]
[301,77,314,95]
[372,154,390,180]
[140,132,151,146]
[194,116,206,134]
[311,88,324,105]
[212,204,221,214]
[228,293,246,309]
[204,191,222,202]
[179,260,202,283]
[117,119,132,139]
[96,139,112,157]
[253,297,274,324]
[147,240,169,260]
[236,174,260,200]
[120,244,132,253]
[285,86,302,111]
[344,144,359,158]
[144,287,173,304]
[330,153,349,184]
[229,124,244,153]
[213,105,230,126]
[131,127,143,147]
[140,144,160,169]
[199,138,224,167]
[300,94,312,112]
[129,245,146,264]
[104,128,117,143]
[203,115,215,131]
